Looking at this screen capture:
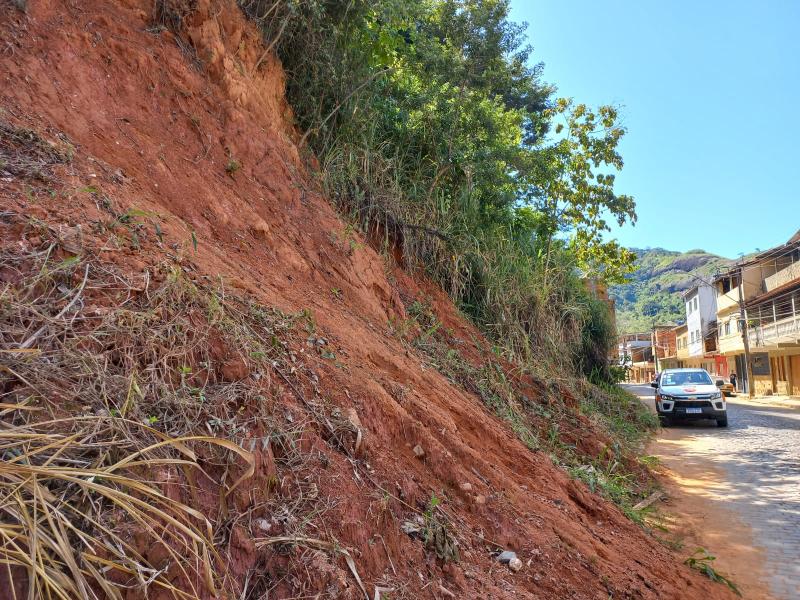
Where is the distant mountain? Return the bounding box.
[610,248,732,334]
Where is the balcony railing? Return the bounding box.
[764,262,800,293]
[749,314,800,348]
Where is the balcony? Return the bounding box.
[749,314,800,349]
[716,287,740,313]
[764,262,800,293]
[719,332,744,355]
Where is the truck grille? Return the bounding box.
[674,400,712,408]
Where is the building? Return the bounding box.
[584,278,617,333]
[745,234,800,395]
[714,256,763,393]
[618,333,654,383]
[682,283,719,373]
[653,325,679,370]
[714,230,800,396]
[674,324,690,367]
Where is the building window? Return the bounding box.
[694,297,699,311]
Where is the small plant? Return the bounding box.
[300,308,316,333]
[388,315,416,339]
[178,365,192,382]
[330,287,342,299]
[638,454,660,468]
[420,494,458,562]
[684,548,741,596]
[225,157,241,175]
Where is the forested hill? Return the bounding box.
[610,248,731,333]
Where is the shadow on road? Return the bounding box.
[650,399,800,600]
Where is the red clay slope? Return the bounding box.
[0,1,735,598]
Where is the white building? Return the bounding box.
[683,283,718,370]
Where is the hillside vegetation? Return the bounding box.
[242,0,637,373]
[0,1,738,599]
[610,248,731,333]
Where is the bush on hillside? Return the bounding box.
[239,0,633,371]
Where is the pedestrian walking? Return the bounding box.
[730,372,737,391]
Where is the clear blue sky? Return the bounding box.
[509,0,800,258]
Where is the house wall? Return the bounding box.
[751,350,800,396]
[676,331,690,361]
[686,284,717,358]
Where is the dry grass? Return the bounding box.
[0,215,344,598]
[0,414,248,600]
[0,120,72,181]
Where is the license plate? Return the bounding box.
[686,408,703,414]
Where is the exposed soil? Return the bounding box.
[0,1,739,598]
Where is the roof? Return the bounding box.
[680,281,714,298]
[754,230,800,260]
[745,277,800,308]
[713,230,800,283]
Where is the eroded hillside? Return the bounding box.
[0,2,736,599]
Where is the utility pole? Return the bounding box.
[651,323,660,375]
[737,270,755,398]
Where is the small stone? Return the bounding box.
[401,519,423,538]
[253,518,271,533]
[59,224,83,254]
[413,444,425,459]
[474,494,487,505]
[508,557,523,572]
[496,551,517,564]
[460,482,473,492]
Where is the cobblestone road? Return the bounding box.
[627,385,800,599]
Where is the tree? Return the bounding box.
[528,98,637,284]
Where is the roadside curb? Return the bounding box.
[730,396,800,410]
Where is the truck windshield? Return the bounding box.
[662,371,713,386]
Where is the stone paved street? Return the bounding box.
[626,384,800,599]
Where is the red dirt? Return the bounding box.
[0,1,738,598]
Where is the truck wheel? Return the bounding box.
[716,417,728,427]
[659,415,671,427]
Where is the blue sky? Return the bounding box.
[509,0,800,258]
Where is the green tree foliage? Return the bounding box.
[239,0,634,374]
